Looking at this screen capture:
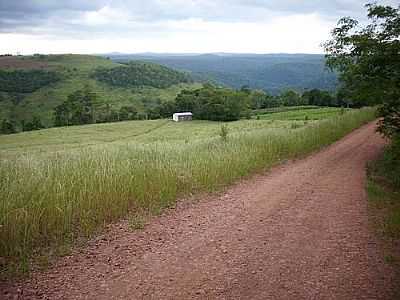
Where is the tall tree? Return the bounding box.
[324,3,400,137]
[54,87,97,127]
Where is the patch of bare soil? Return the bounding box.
[1,122,396,299]
[0,57,49,70]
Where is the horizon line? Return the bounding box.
[1,51,326,56]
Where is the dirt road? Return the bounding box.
[2,122,396,299]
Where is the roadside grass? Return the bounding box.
[128,213,147,231]
[367,180,400,239]
[367,137,400,240]
[0,107,376,278]
[367,136,400,293]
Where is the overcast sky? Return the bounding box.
[0,1,398,55]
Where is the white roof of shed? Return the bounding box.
[173,112,193,116]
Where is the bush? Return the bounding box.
[0,119,16,134]
[369,135,400,189]
[22,116,44,132]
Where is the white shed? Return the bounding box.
[173,112,193,122]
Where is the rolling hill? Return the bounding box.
[0,54,198,127]
[107,53,338,94]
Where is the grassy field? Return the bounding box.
[0,107,345,157]
[251,105,320,115]
[255,107,349,120]
[0,107,376,277]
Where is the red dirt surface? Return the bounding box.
[0,57,49,70]
[1,122,397,299]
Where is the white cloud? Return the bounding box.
[0,0,398,54]
[0,13,334,54]
[81,5,140,27]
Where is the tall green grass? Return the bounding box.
[0,108,376,274]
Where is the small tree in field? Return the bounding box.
[219,124,229,142]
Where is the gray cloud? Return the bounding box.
[238,0,362,15]
[0,1,107,31]
[0,0,107,18]
[90,0,368,23]
[0,0,398,37]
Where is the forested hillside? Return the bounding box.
[0,54,198,128]
[108,53,338,94]
[93,62,192,88]
[0,69,60,93]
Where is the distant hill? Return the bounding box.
[0,54,197,126]
[107,53,338,94]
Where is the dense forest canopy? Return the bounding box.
[0,69,60,93]
[92,61,193,89]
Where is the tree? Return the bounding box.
[248,90,271,109]
[262,96,281,108]
[54,87,97,126]
[147,107,162,120]
[324,3,400,137]
[54,102,70,126]
[302,89,336,107]
[279,90,303,106]
[159,101,177,118]
[119,106,137,121]
[23,116,44,131]
[174,84,250,121]
[0,119,16,134]
[335,89,353,108]
[175,89,199,113]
